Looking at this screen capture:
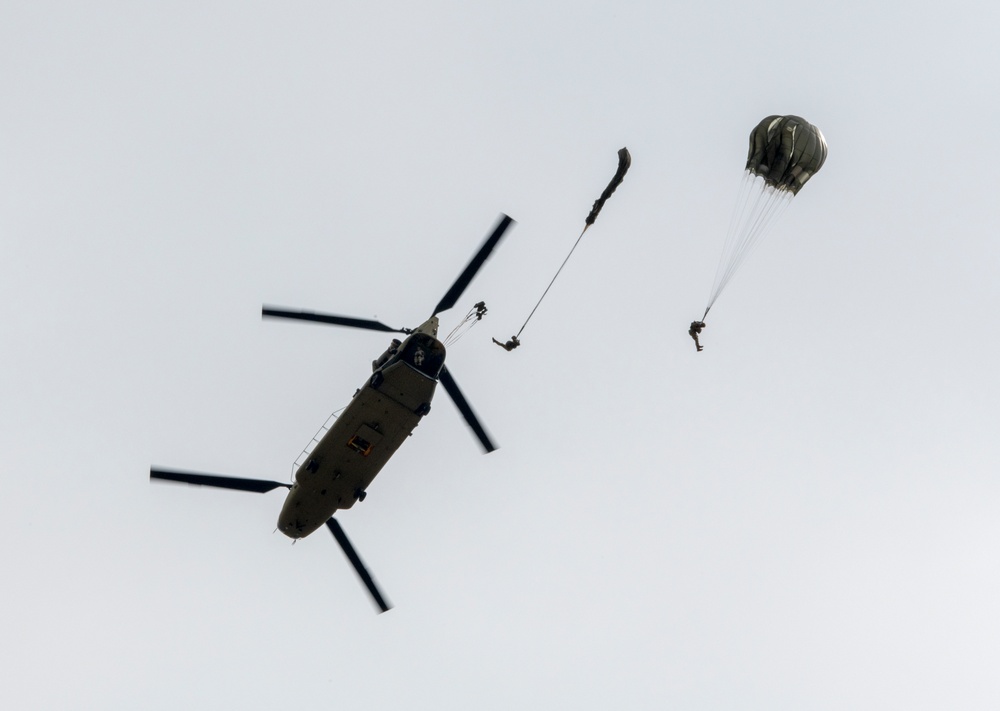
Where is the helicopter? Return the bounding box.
[151,214,515,613]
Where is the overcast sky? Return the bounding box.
[4,2,1000,709]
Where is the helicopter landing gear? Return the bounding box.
[370,372,384,388]
[415,402,431,416]
[354,488,367,502]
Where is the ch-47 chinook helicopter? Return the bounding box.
[151,214,514,613]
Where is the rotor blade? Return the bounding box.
[150,468,291,494]
[325,518,392,613]
[438,365,497,453]
[262,307,408,334]
[432,214,514,316]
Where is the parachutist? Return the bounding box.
[474,301,488,320]
[492,335,521,352]
[688,321,706,352]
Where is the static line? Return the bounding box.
[516,224,589,339]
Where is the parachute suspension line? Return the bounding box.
[725,185,790,283]
[707,172,753,310]
[444,305,482,347]
[717,183,784,292]
[705,172,758,317]
[515,224,589,339]
[704,173,792,317]
[707,186,789,314]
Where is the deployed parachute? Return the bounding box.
[703,115,827,320]
[746,115,828,195]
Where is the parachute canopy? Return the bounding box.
[746,115,828,195]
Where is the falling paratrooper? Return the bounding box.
[692,115,827,351]
[495,147,632,351]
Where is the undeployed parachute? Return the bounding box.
[703,115,827,320]
[497,147,631,349]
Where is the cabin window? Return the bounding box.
[347,435,373,456]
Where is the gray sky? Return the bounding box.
[3,2,1000,709]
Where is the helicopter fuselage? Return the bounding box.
[151,215,512,612]
[277,330,446,539]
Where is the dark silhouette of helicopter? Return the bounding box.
[151,214,514,613]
